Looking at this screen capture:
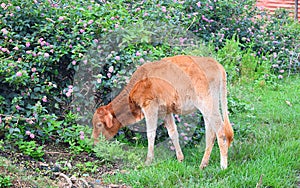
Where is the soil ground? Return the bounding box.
[0,143,130,188]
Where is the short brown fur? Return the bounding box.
[92,55,234,169]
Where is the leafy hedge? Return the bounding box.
[0,0,299,155]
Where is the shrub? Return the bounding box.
[0,0,101,149]
[252,9,300,75]
[16,140,44,160]
[0,174,12,188]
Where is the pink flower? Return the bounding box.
[40,41,46,46]
[44,53,50,58]
[161,6,167,12]
[97,78,102,83]
[144,12,149,16]
[115,56,120,60]
[279,69,284,73]
[26,51,32,54]
[108,66,114,73]
[68,85,73,89]
[26,42,30,47]
[202,15,210,22]
[1,28,8,35]
[79,29,85,33]
[278,75,283,79]
[79,131,84,140]
[58,16,64,21]
[16,71,22,77]
[1,48,8,52]
[0,116,2,124]
[42,96,47,102]
[88,20,94,24]
[1,3,6,9]
[16,105,21,110]
[69,44,73,48]
[184,136,189,141]
[66,91,71,97]
[80,135,84,140]
[72,60,76,65]
[13,46,19,50]
[76,107,81,112]
[38,38,44,44]
[115,24,119,28]
[30,133,35,139]
[107,72,111,78]
[136,51,141,56]
[139,58,145,63]
[196,2,201,7]
[26,131,31,135]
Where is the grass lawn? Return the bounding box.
[103,75,300,188]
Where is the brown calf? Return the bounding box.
[92,55,234,169]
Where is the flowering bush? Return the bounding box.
[0,0,299,157]
[0,0,100,152]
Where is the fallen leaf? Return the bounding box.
[285,100,292,107]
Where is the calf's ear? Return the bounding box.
[104,113,113,128]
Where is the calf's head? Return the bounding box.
[92,106,120,144]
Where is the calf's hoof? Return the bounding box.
[177,153,184,162]
[145,157,153,166]
[200,162,208,170]
[221,164,227,170]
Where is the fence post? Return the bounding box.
[296,0,299,21]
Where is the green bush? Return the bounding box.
[252,9,300,75]
[0,0,101,149]
[0,174,12,188]
[16,140,45,160]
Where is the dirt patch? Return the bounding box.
[0,143,130,188]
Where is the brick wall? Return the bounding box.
[256,0,300,21]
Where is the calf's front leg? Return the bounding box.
[142,103,159,165]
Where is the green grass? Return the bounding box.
[103,75,300,188]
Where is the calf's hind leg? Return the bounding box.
[200,114,217,169]
[164,113,184,162]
